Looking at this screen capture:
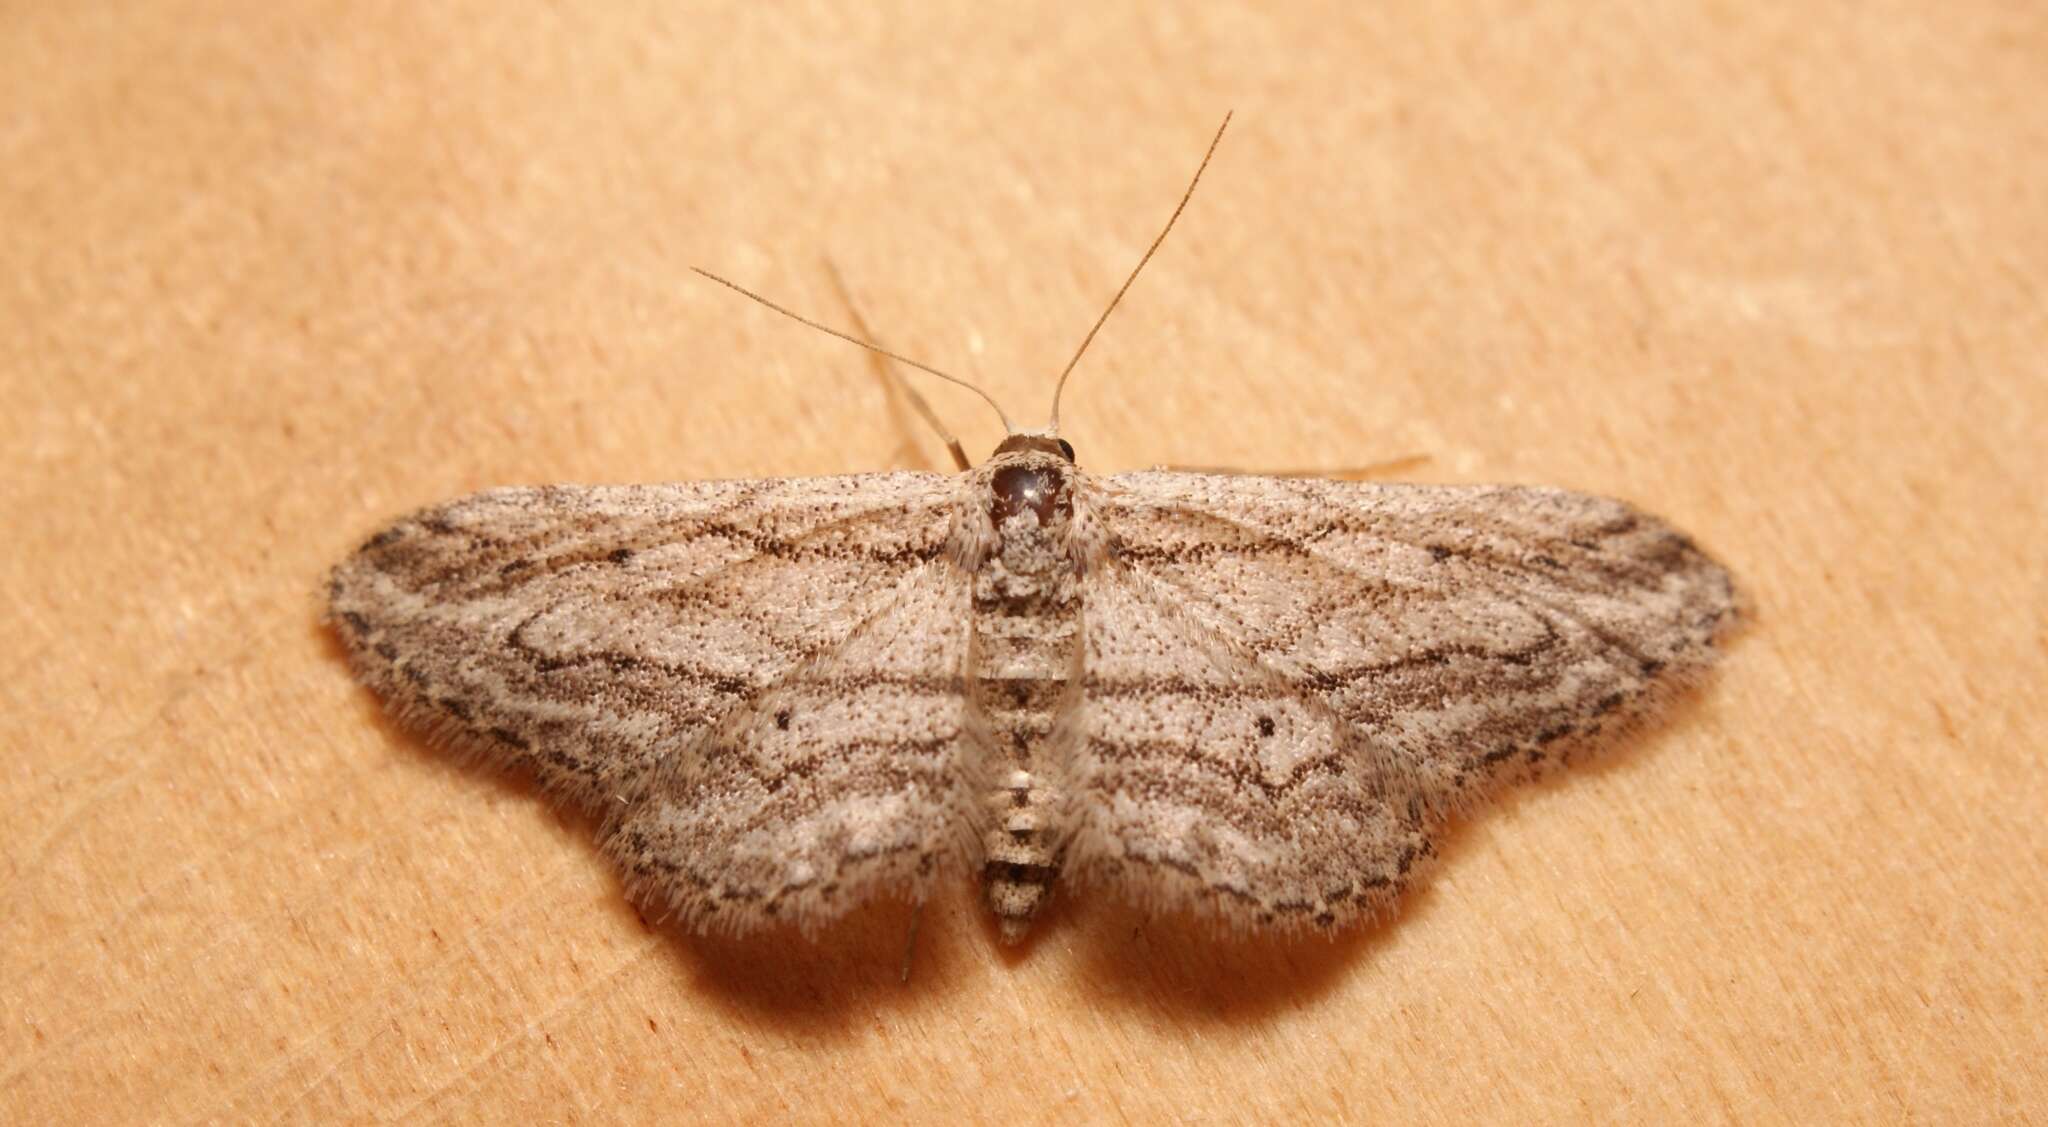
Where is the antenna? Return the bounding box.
[691,266,1015,434]
[1047,111,1231,433]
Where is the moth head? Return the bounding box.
[988,435,1076,526]
[991,434,1075,463]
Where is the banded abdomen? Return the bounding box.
[966,439,1084,941]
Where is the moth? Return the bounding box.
[327,118,1739,941]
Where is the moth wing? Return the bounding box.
[327,473,960,814]
[1068,471,1740,928]
[604,557,979,931]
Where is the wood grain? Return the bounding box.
[3,2,2042,1122]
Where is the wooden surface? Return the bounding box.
[4,2,2043,1122]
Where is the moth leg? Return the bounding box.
[898,900,924,984]
[1157,453,1432,480]
[823,257,973,472]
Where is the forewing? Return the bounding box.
[605,559,978,932]
[326,473,959,814]
[1069,470,1740,929]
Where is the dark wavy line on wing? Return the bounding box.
[1095,479,1708,682]
[362,479,777,592]
[365,488,954,601]
[498,596,962,701]
[1095,477,1678,603]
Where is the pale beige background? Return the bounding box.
[4,2,2043,1123]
